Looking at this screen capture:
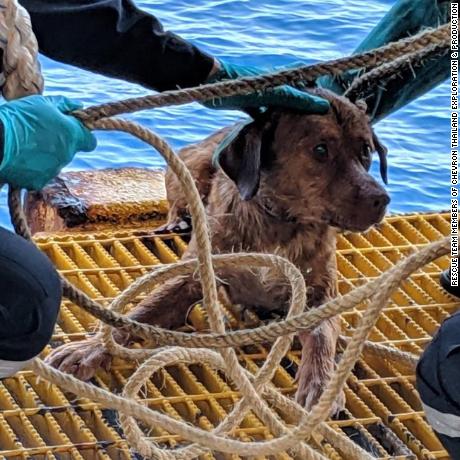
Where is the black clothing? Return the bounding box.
[440,267,460,298]
[19,0,215,92]
[0,226,61,361]
[416,311,460,459]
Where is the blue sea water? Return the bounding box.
[0,0,450,227]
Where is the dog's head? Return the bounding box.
[215,89,390,232]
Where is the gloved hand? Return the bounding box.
[0,95,97,190]
[204,60,330,114]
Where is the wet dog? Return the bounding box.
[46,89,389,414]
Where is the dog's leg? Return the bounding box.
[153,201,192,234]
[46,276,203,381]
[295,315,344,416]
[46,265,278,381]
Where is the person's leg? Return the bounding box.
[416,311,460,459]
[320,0,451,122]
[0,227,61,374]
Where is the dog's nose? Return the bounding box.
[369,192,390,211]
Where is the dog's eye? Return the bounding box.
[313,144,328,162]
[360,144,372,169]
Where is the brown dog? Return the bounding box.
[46,89,389,413]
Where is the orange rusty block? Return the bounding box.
[25,167,169,234]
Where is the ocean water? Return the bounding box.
[0,0,450,227]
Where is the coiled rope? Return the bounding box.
[0,1,451,458]
[0,0,43,98]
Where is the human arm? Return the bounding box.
[19,0,329,113]
[19,0,215,92]
[319,0,451,122]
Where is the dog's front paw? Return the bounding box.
[45,337,112,381]
[153,216,192,235]
[295,380,345,417]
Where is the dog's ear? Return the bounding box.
[354,99,388,184]
[372,130,388,185]
[214,117,271,200]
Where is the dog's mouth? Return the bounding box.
[323,210,386,232]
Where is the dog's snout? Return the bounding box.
[343,185,390,231]
[356,177,390,212]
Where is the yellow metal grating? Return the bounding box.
[0,212,456,459]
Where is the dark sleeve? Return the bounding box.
[19,0,215,92]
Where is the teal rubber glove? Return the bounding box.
[0,95,97,190]
[318,0,450,122]
[204,60,330,114]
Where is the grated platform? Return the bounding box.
[0,212,456,459]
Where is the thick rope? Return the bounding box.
[1,2,451,457]
[0,0,43,98]
[338,335,418,371]
[12,128,449,458]
[93,119,319,460]
[72,23,450,122]
[26,236,448,458]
